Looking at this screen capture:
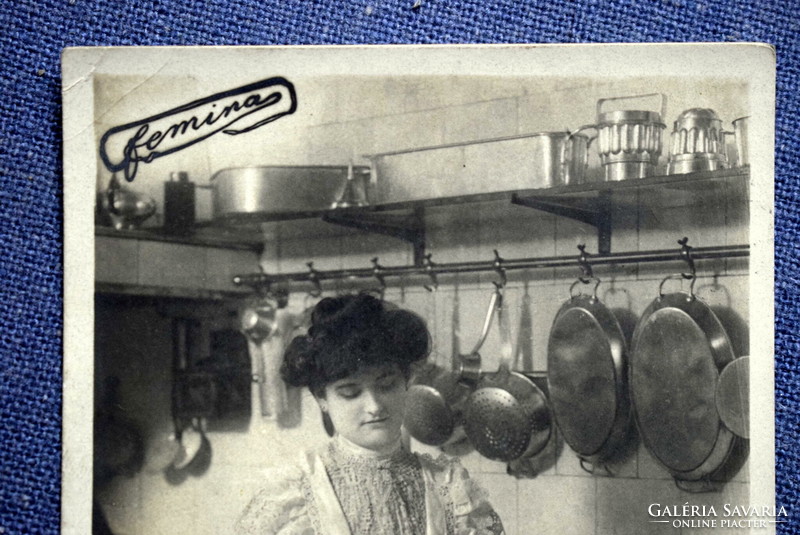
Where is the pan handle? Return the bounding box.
[569,276,601,301]
[468,284,502,356]
[658,273,697,300]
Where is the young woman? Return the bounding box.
[236,293,504,535]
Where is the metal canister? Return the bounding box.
[731,116,749,167]
[525,131,595,187]
[164,171,196,235]
[576,93,667,181]
[667,108,728,174]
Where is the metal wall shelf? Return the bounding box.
[96,167,749,262]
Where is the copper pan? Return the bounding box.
[547,276,631,466]
[630,273,737,484]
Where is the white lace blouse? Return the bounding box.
[236,436,504,535]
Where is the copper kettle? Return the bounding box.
[98,175,156,230]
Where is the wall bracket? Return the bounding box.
[322,206,427,266]
[511,191,612,255]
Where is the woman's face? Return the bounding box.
[319,364,408,452]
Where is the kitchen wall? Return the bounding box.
[95,74,751,534]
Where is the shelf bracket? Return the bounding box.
[322,206,427,267]
[511,192,612,255]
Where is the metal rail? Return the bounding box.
[233,243,749,291]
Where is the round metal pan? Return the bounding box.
[630,279,737,482]
[547,278,631,464]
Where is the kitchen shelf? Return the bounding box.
[96,167,749,259]
[95,224,265,251]
[314,166,749,258]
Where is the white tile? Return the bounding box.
[480,473,519,535]
[637,203,727,254]
[443,98,519,144]
[203,248,260,291]
[518,475,596,535]
[96,236,139,285]
[138,241,206,289]
[596,477,681,535]
[679,482,750,535]
[366,108,447,154]
[277,235,342,273]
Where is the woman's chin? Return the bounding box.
[356,427,401,451]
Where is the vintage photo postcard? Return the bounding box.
[62,44,776,534]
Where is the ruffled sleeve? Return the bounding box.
[235,464,315,535]
[419,454,505,535]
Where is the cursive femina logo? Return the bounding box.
[99,77,297,182]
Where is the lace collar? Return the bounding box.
[326,435,415,468]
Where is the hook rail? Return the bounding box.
[233,244,748,290]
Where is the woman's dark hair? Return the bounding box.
[281,293,430,396]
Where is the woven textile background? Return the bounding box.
[0,1,797,533]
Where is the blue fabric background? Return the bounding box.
[0,1,797,533]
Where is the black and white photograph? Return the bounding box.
[62,44,776,534]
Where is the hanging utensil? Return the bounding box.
[240,298,277,418]
[462,284,547,463]
[630,239,739,487]
[546,246,632,467]
[715,356,749,439]
[403,287,496,446]
[507,287,554,478]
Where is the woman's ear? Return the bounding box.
[313,392,335,436]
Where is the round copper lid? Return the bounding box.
[715,356,749,439]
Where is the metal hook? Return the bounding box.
[577,244,594,283]
[678,237,696,280]
[493,250,507,288]
[371,257,387,298]
[306,262,323,298]
[422,253,438,292]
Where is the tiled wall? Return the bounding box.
[96,74,751,534]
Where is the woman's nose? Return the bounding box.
[363,389,386,414]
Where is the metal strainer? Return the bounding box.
[463,287,545,463]
[464,386,531,461]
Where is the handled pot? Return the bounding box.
[525,131,595,187]
[730,116,750,167]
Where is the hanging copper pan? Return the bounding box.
[547,276,631,465]
[630,274,737,483]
